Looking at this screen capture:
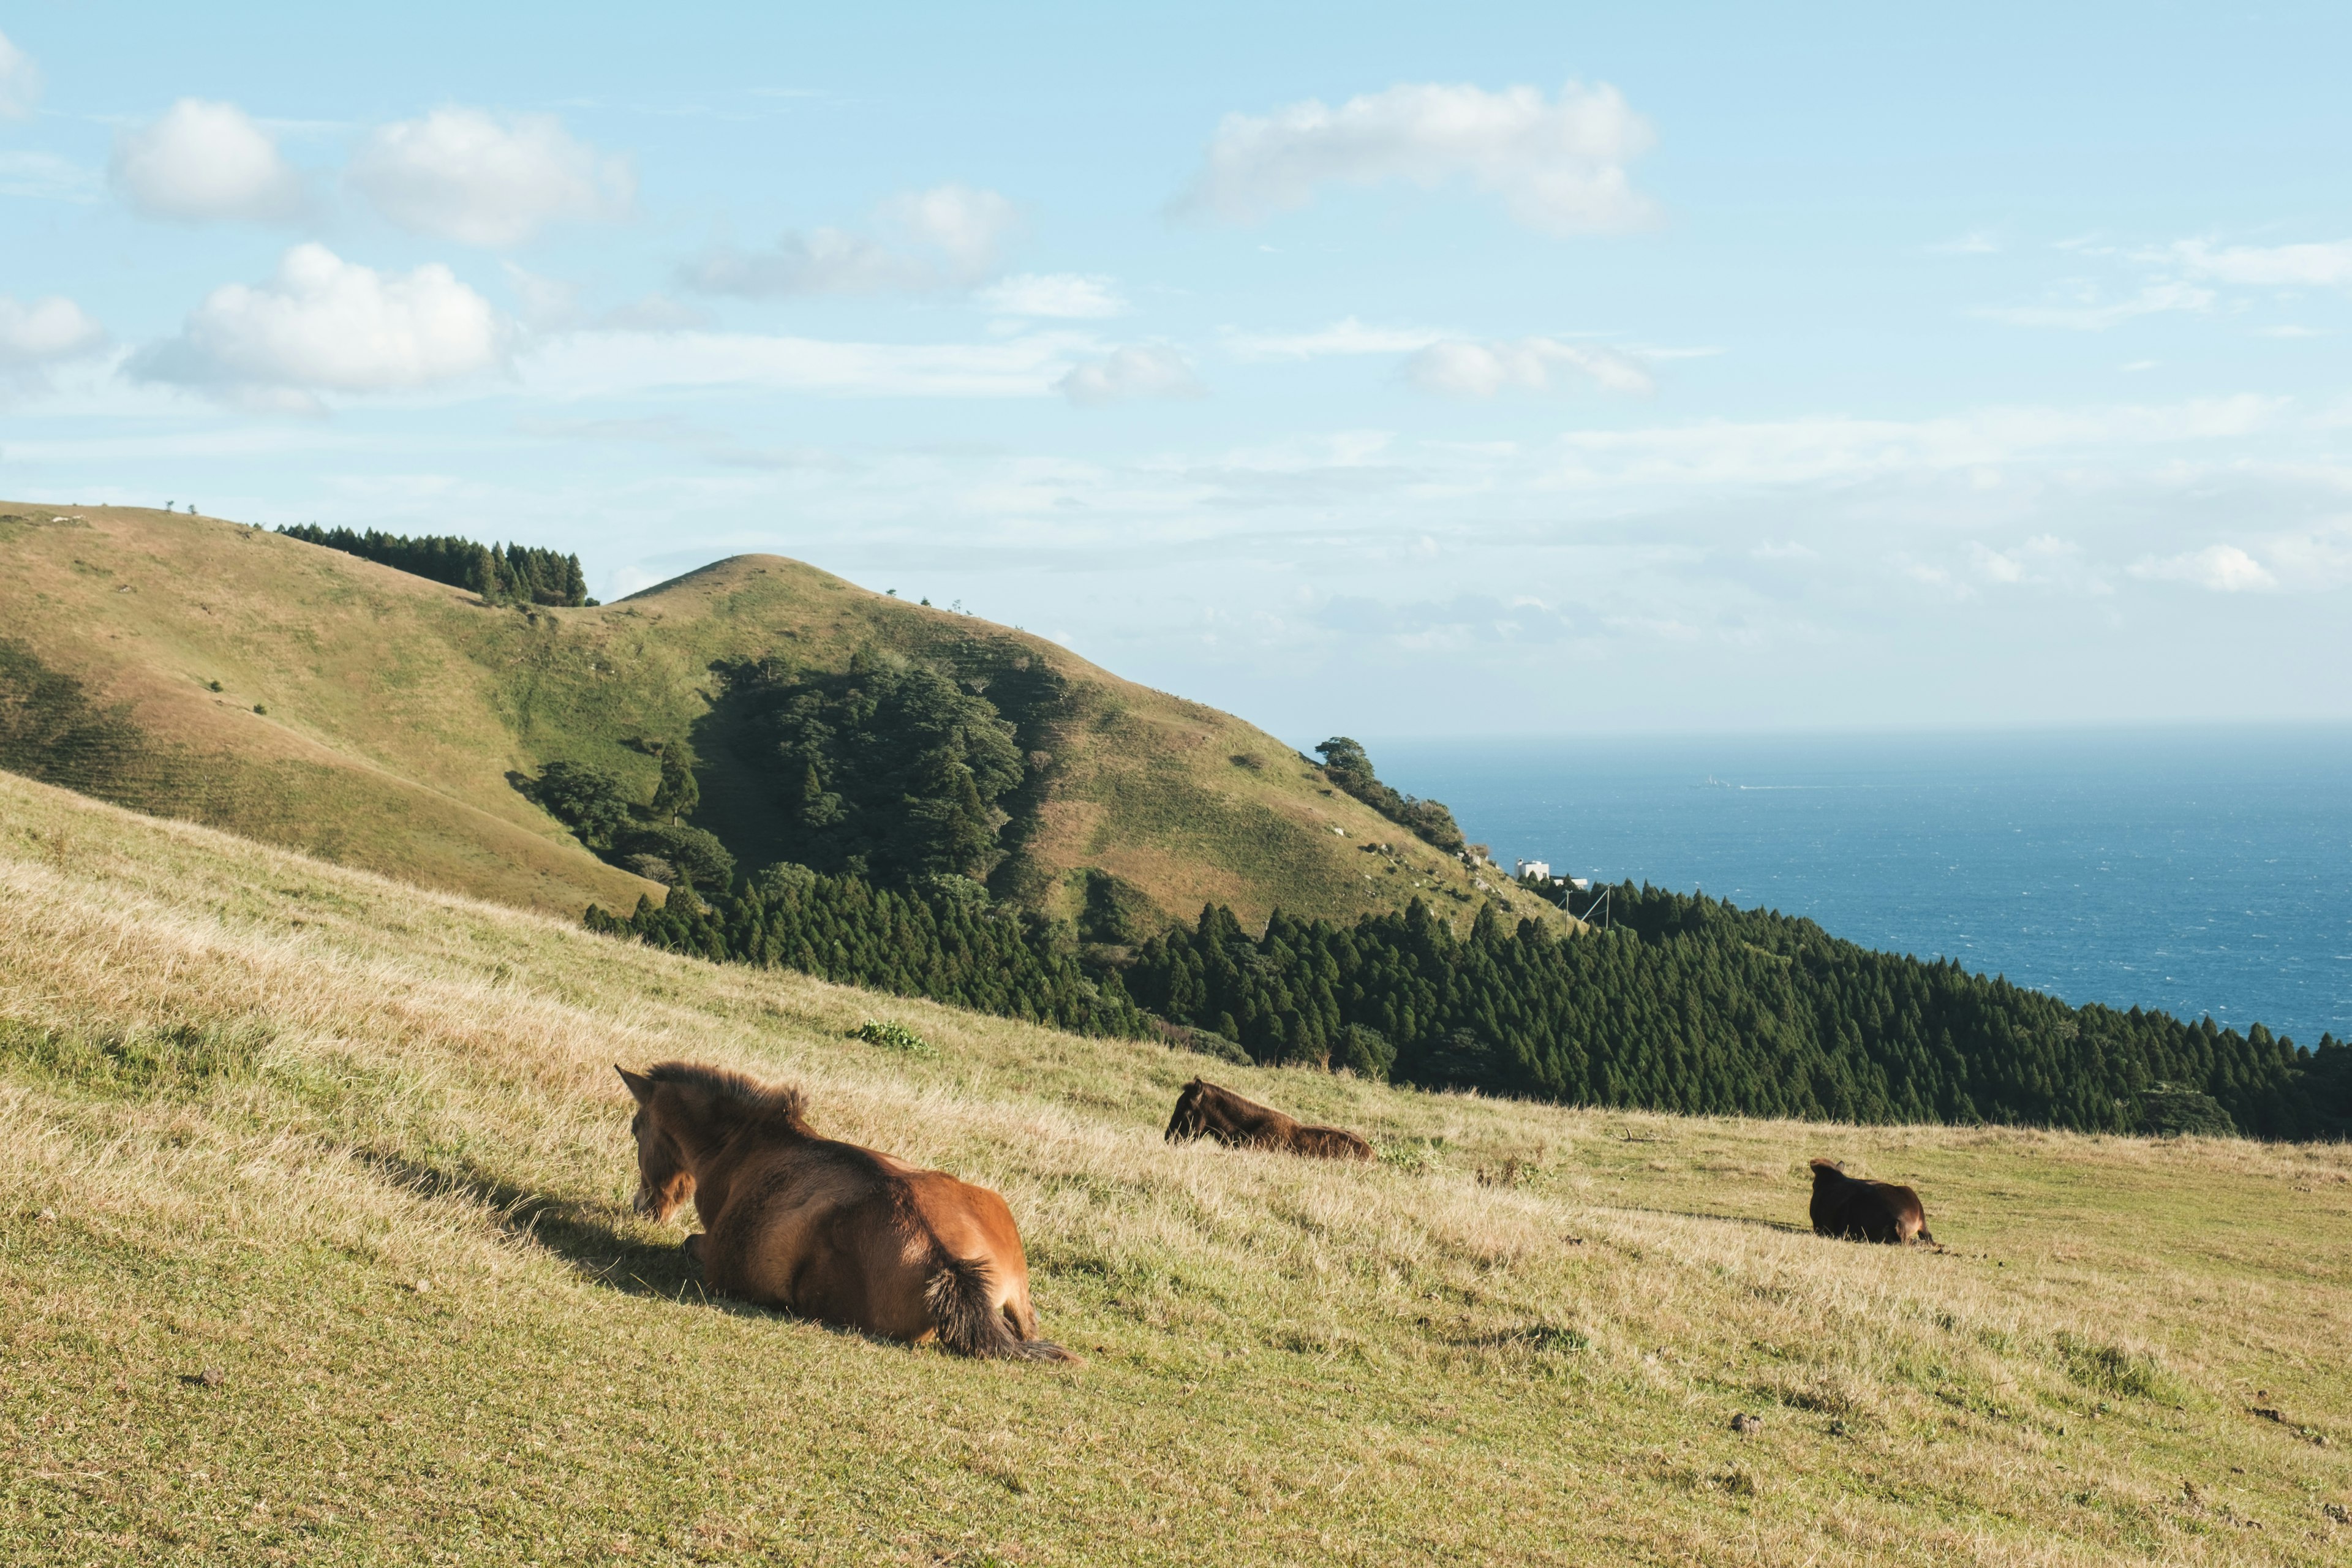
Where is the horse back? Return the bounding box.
[1174,1080,1287,1147]
[902,1169,1026,1278]
[1811,1166,1928,1244]
[1879,1182,1929,1242]
[700,1140,904,1314]
[1290,1125,1374,1161]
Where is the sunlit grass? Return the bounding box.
[2,771,2348,1564]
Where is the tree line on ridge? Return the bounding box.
[277,524,592,608]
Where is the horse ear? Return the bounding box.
[616,1065,656,1104]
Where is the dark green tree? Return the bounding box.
[1314,737,1466,853]
[726,652,1023,884]
[650,751,700,824]
[526,761,635,851]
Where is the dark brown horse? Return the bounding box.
[618,1063,1072,1360]
[1164,1078,1374,1161]
[1809,1159,1935,1245]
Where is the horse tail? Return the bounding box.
[924,1253,1075,1362]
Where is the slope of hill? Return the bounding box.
[3,772,2348,1565]
[0,503,1550,932]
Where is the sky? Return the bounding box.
[2,2,2349,742]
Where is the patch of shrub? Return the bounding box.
[854,1019,934,1057]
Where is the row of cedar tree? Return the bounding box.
[588,872,2352,1140]
[277,524,592,607]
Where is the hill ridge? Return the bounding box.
[0,503,1548,932]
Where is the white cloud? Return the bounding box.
[1221,317,1444,361]
[1964,536,2083,588]
[2169,237,2352,289]
[519,327,1094,400]
[349,108,632,247]
[1178,78,1656,235]
[0,295,105,385]
[0,29,41,119]
[977,273,1127,318]
[1057,344,1204,407]
[110,99,304,224]
[1929,229,2000,255]
[684,228,920,296]
[880,184,1018,277]
[502,262,584,332]
[497,266,710,337]
[684,183,1018,297]
[132,243,507,409]
[1978,281,2213,331]
[596,294,710,332]
[2258,523,2352,590]
[1548,396,2282,489]
[1406,336,1653,396]
[2128,544,2277,593]
[0,151,98,202]
[1970,542,2025,584]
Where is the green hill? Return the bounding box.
[4,772,2348,1564]
[0,503,1553,931]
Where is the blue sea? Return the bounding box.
[1370,728,2352,1050]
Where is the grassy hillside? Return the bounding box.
[4,771,2348,1566]
[0,503,1551,932]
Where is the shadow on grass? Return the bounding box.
[352,1147,769,1317]
[1600,1202,1812,1236]
[352,1146,1073,1354]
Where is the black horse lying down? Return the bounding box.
[1809,1159,1934,1244]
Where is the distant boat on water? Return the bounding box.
[1698,774,1736,790]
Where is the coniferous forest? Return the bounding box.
[589,870,2352,1141]
[586,869,1146,1039]
[278,524,592,607]
[531,652,2346,1142]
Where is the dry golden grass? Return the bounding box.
[1,768,2348,1565]
[0,505,1554,933]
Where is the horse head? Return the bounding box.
[617,1065,698,1223]
[1165,1078,1210,1143]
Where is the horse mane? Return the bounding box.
[1809,1158,1844,1176]
[1194,1079,1273,1117]
[645,1060,813,1136]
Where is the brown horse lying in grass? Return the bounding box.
[617,1063,1073,1360]
[1164,1078,1374,1161]
[1809,1158,1935,1244]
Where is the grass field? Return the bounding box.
[0,504,1548,934]
[3,769,2348,1565]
